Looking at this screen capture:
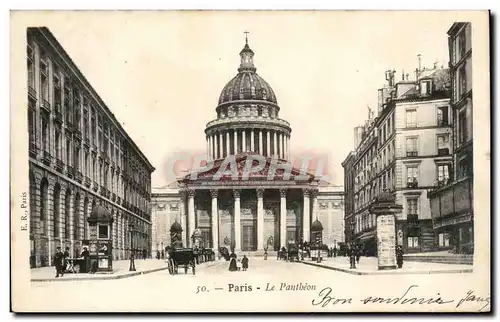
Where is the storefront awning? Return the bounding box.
[358,230,376,242]
[433,213,472,230]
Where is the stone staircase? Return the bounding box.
[403,251,473,265]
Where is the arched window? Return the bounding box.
[74,193,80,241]
[40,178,49,235]
[53,184,61,238]
[84,197,89,239]
[65,190,71,240]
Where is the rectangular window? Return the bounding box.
[420,80,431,95]
[459,30,466,58]
[407,198,418,215]
[408,236,419,248]
[55,131,60,159]
[458,158,469,179]
[406,109,417,128]
[27,44,35,90]
[458,65,467,98]
[459,109,467,144]
[406,137,418,157]
[406,166,419,187]
[437,106,449,126]
[98,225,109,239]
[28,106,36,152]
[437,164,451,184]
[84,152,89,176]
[41,116,48,151]
[437,135,450,156]
[438,233,450,247]
[66,140,71,166]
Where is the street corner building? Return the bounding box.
[151,38,344,254]
[342,52,459,255]
[26,27,155,268]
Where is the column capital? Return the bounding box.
[310,189,319,198]
[187,189,195,198]
[179,189,186,198]
[233,189,241,199]
[210,189,218,199]
[256,188,264,198]
[302,188,310,197]
[279,188,287,198]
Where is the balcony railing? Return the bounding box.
[40,100,51,114]
[74,129,82,140]
[112,193,116,202]
[75,170,83,183]
[406,151,418,157]
[84,176,91,187]
[28,86,36,99]
[83,137,90,147]
[407,180,419,188]
[66,165,74,178]
[437,120,449,126]
[437,148,450,156]
[55,158,64,172]
[41,150,52,165]
[29,142,37,158]
[93,182,99,192]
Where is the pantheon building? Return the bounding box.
[152,38,344,254]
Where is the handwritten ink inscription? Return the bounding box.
[311,285,490,312]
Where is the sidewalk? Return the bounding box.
[301,256,473,275]
[31,259,169,282]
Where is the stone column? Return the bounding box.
[273,131,278,157]
[242,130,246,152]
[277,133,281,158]
[207,136,211,160]
[211,189,219,250]
[187,189,195,247]
[219,132,223,159]
[281,133,285,159]
[280,188,287,248]
[250,129,255,152]
[257,188,264,251]
[233,189,241,251]
[303,188,311,242]
[259,130,263,155]
[311,189,319,223]
[266,131,271,157]
[234,130,238,154]
[286,135,290,159]
[226,131,230,156]
[120,213,125,260]
[179,190,187,247]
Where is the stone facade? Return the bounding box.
[342,66,453,255]
[428,22,474,254]
[27,27,155,268]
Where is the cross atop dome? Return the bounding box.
[239,30,256,72]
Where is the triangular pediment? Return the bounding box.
[179,153,316,184]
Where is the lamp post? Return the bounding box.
[129,223,136,271]
[349,223,356,269]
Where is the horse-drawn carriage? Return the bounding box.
[287,243,300,262]
[167,247,196,275]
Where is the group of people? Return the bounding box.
[53,246,91,277]
[228,253,249,272]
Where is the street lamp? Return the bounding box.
[349,223,356,269]
[129,223,136,271]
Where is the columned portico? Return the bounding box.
[280,188,287,247]
[187,189,195,247]
[179,190,187,246]
[257,188,264,251]
[210,189,219,250]
[303,188,311,242]
[233,189,241,251]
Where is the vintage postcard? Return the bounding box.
[10,10,490,312]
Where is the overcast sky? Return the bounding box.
[37,11,458,187]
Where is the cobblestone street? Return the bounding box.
[25,258,487,312]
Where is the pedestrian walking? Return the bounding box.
[396,245,404,268]
[54,247,65,278]
[242,255,249,271]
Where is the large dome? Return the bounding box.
[217,40,278,106]
[218,72,277,105]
